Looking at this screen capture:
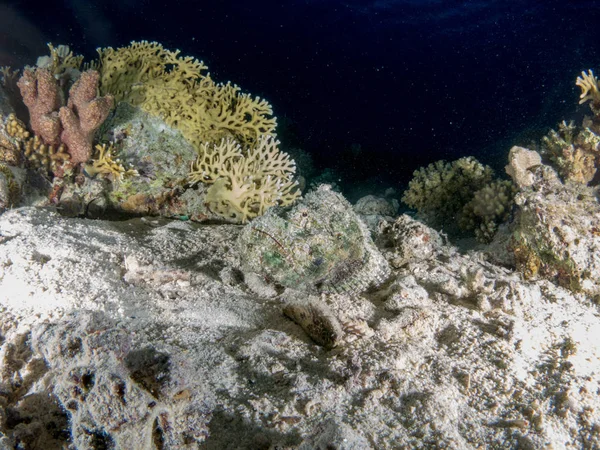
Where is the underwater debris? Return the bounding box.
[238,184,390,294]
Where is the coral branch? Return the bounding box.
[576,70,600,106]
[16,68,61,145]
[59,70,114,164]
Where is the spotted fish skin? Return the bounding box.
[239,185,390,295]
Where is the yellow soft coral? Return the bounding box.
[189,136,300,223]
[96,41,276,149]
[45,43,84,75]
[576,70,600,105]
[84,143,138,182]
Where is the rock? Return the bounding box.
[509,163,600,296]
[298,418,373,450]
[354,194,399,233]
[59,102,212,220]
[377,214,444,268]
[1,204,600,449]
[505,146,542,188]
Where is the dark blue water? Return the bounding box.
[2,0,600,198]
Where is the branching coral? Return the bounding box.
[459,180,516,243]
[22,135,70,173]
[189,135,299,223]
[1,113,70,174]
[95,41,277,149]
[41,44,84,75]
[84,143,138,182]
[0,66,19,88]
[401,156,494,227]
[542,120,600,184]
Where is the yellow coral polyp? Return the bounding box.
[85,143,138,182]
[189,136,300,223]
[576,69,600,105]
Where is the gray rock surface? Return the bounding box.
[508,163,600,296]
[0,205,599,449]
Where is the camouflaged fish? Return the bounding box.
[238,184,390,294]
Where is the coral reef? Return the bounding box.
[507,160,600,295]
[189,135,300,223]
[59,102,203,218]
[3,40,600,450]
[96,41,276,149]
[537,70,600,186]
[239,184,390,294]
[402,156,515,241]
[84,143,138,182]
[0,42,298,224]
[402,157,494,228]
[459,180,516,243]
[541,120,600,184]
